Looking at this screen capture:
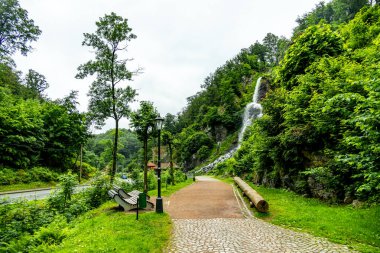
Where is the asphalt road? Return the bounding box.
[0,185,89,202]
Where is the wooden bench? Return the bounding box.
[109,186,154,211]
[113,186,151,200]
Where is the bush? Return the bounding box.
[0,173,112,252]
[147,170,157,191]
[0,200,55,249]
[174,170,187,183]
[74,161,97,179]
[47,172,78,212]
[213,158,237,176]
[29,167,59,182]
[3,215,68,253]
[84,173,111,208]
[0,168,17,185]
[0,167,59,185]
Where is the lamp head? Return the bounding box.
[155,116,164,130]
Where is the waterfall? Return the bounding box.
[195,77,264,174]
[237,77,263,146]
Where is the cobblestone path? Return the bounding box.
[166,177,356,253]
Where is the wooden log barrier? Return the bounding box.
[234,177,269,213]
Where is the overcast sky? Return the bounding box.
[14,0,324,132]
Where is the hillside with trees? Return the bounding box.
[172,0,380,203]
[0,0,90,186]
[234,4,380,203]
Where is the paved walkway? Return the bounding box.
[166,176,355,253]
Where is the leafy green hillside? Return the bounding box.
[175,1,380,203]
[235,5,380,202]
[172,33,289,169]
[84,128,141,171]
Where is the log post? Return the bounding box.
[234,177,269,212]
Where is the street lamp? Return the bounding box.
[155,116,164,213]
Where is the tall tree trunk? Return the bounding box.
[111,119,119,184]
[110,48,117,184]
[169,142,174,185]
[143,136,148,193]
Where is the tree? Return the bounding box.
[163,113,180,134]
[262,33,290,66]
[278,23,344,89]
[0,0,41,57]
[0,88,45,168]
[0,62,27,97]
[162,130,174,185]
[332,0,368,23]
[76,13,138,183]
[130,101,158,192]
[41,91,90,170]
[293,0,369,37]
[24,69,49,99]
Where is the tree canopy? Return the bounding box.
[130,101,159,192]
[76,12,138,183]
[0,0,41,57]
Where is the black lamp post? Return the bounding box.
[155,116,164,213]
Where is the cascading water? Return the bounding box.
[237,77,263,146]
[195,77,264,174]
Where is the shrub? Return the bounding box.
[47,172,78,211]
[0,200,55,249]
[29,167,59,182]
[3,215,68,253]
[0,167,59,185]
[0,168,17,185]
[147,170,157,191]
[213,158,237,176]
[174,170,187,183]
[74,161,97,179]
[84,173,111,208]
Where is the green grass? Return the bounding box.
[212,176,234,184]
[243,182,380,253]
[53,202,171,253]
[50,179,193,253]
[148,179,194,197]
[0,181,57,192]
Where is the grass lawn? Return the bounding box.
[214,176,379,252]
[239,180,380,252]
[148,179,194,197]
[52,179,194,253]
[0,181,57,193]
[53,202,171,253]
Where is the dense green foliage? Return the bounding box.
[84,128,141,171]
[173,33,289,169]
[0,173,111,252]
[130,101,159,192]
[177,1,380,203]
[293,0,372,37]
[0,167,59,186]
[235,5,380,202]
[0,0,89,181]
[0,85,89,171]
